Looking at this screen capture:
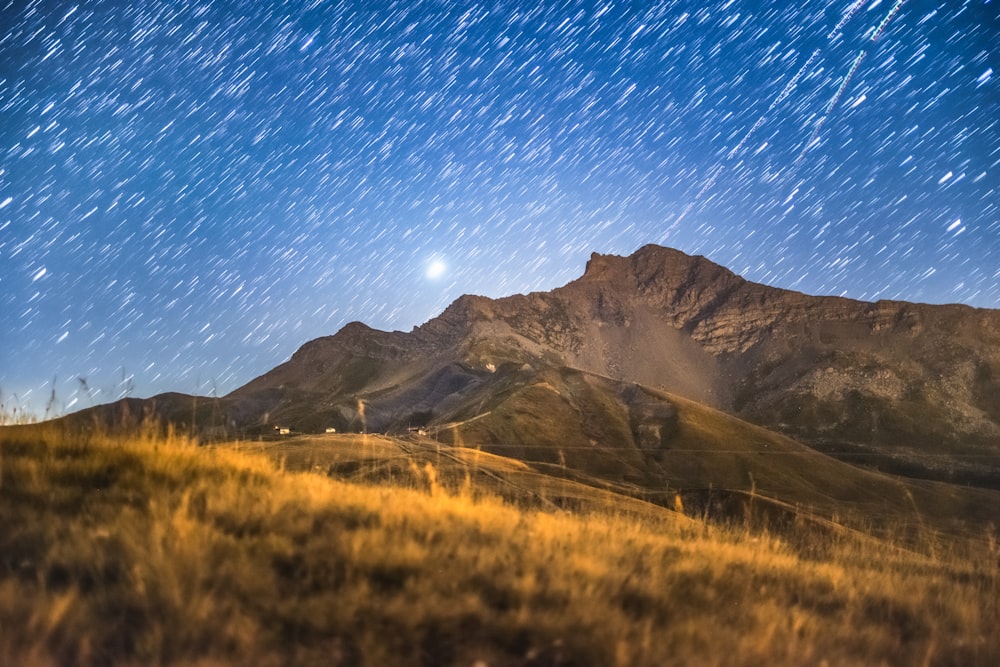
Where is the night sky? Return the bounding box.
[2,0,997,416]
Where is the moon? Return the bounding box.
[426,259,446,279]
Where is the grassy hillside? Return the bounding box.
[1,423,998,666]
[439,368,1000,540]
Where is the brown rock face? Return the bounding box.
[223,244,1000,487]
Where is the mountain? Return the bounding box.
[50,244,1000,537]
[222,244,1000,487]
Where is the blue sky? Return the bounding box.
[2,0,997,415]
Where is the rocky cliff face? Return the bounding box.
[226,244,1000,487]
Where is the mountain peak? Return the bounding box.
[338,320,376,336]
[577,244,741,290]
[583,244,692,278]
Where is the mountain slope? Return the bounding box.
[429,365,1000,536]
[223,244,1000,489]
[54,243,1000,525]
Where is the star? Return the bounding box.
[0,0,995,416]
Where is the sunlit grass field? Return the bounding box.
[1,422,998,666]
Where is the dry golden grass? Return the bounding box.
[0,423,997,666]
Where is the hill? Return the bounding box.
[1,423,997,665]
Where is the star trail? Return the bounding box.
[2,0,997,415]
